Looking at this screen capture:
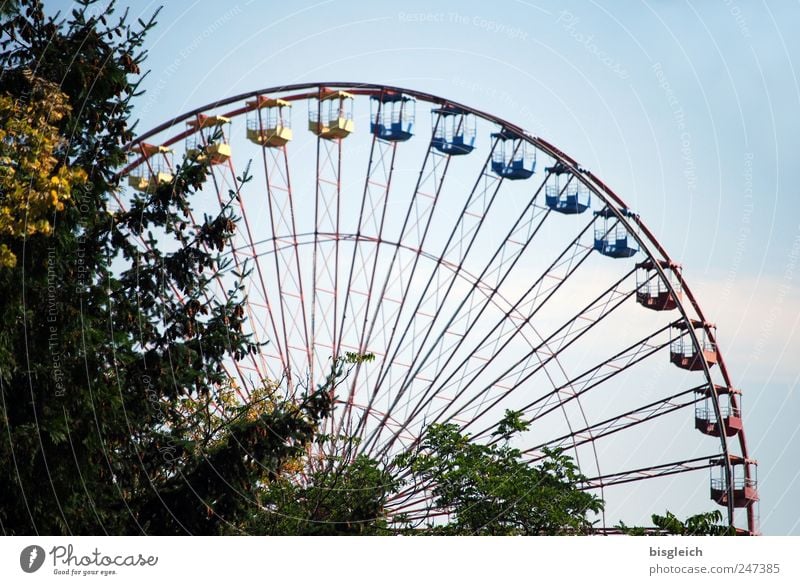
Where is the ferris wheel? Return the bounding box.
[123,82,758,534]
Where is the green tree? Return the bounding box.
[246,453,398,535]
[0,1,19,20]
[0,0,336,535]
[617,510,735,536]
[0,1,609,537]
[395,411,603,535]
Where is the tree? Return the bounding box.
[1,1,609,537]
[395,411,604,535]
[617,510,735,536]
[0,73,86,267]
[246,453,398,535]
[0,0,336,535]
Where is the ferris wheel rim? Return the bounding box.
[121,81,755,533]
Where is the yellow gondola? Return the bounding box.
[246,97,292,147]
[308,90,354,139]
[127,143,173,193]
[186,115,232,164]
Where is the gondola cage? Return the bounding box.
[635,259,682,311]
[370,91,415,142]
[670,319,718,371]
[544,161,590,214]
[710,456,758,508]
[186,114,232,164]
[593,207,639,258]
[695,385,743,438]
[127,143,173,193]
[308,90,354,139]
[490,130,536,180]
[246,96,292,147]
[431,106,476,155]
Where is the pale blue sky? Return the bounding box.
[50,0,800,534]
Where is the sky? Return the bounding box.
[50,0,800,534]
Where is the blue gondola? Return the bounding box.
[593,207,639,258]
[490,130,535,180]
[370,92,415,142]
[544,162,590,214]
[431,106,476,155]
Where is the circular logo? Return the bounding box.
[20,545,46,573]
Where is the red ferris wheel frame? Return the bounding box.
[121,82,757,534]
